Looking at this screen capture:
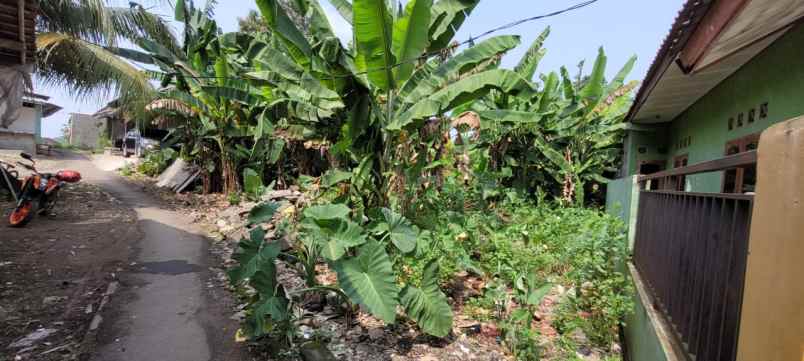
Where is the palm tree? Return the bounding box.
[35,0,179,115]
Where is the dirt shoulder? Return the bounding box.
[0,153,140,361]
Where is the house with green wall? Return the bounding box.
[606,1,804,360]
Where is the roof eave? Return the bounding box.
[626,0,714,123]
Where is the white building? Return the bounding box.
[0,93,60,153]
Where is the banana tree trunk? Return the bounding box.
[216,138,240,195]
[221,152,240,195]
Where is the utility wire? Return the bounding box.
[157,0,600,81]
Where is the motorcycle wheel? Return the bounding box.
[8,200,35,227]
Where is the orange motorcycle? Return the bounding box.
[6,153,81,227]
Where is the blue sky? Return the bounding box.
[37,0,685,138]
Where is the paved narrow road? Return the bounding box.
[60,154,241,361]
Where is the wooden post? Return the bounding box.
[18,0,25,65]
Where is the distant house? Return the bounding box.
[67,113,107,149]
[0,0,40,152]
[0,93,60,153]
[93,99,131,148]
[606,1,804,361]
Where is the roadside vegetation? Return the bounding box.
[91,0,636,359]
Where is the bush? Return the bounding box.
[137,148,177,177]
[402,184,632,352]
[119,162,134,176]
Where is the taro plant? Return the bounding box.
[228,226,293,341]
[294,203,454,337]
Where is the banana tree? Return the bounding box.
[464,30,637,204]
[115,0,268,194]
[259,0,535,208]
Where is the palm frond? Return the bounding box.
[36,32,156,109]
[38,0,180,53]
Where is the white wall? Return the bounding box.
[69,113,105,149]
[3,106,37,134]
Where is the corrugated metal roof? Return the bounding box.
[628,0,804,124]
[626,0,713,122]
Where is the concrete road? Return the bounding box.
[51,153,241,361]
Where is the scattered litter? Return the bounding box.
[39,342,74,356]
[9,328,58,348]
[156,159,200,193]
[89,315,103,331]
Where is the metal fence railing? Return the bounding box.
[634,151,756,361]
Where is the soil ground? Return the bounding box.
[0,151,138,360]
[0,151,245,361]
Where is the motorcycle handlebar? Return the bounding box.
[16,162,36,172]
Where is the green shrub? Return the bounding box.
[402,186,632,351]
[227,191,242,206]
[137,148,177,177]
[119,163,134,176]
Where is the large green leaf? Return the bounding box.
[256,0,312,62]
[304,203,352,220]
[306,1,338,39]
[253,47,305,81]
[248,201,282,225]
[334,240,399,323]
[304,219,367,261]
[175,0,187,22]
[400,35,521,102]
[249,269,290,337]
[400,260,453,337]
[328,0,354,24]
[579,47,607,103]
[391,68,534,130]
[477,110,542,124]
[228,227,282,284]
[427,0,480,52]
[534,136,572,183]
[605,55,637,95]
[243,168,263,197]
[391,0,432,84]
[200,78,262,105]
[538,71,559,113]
[353,0,395,91]
[381,208,418,253]
[514,27,550,82]
[321,169,353,187]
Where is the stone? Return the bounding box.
[367,327,385,341]
[42,296,66,306]
[89,314,103,330]
[299,341,337,361]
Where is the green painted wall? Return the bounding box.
[627,130,670,176]
[624,291,668,361]
[608,20,804,361]
[667,23,804,192]
[605,175,640,249]
[606,177,632,222]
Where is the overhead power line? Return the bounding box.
[155,0,601,81]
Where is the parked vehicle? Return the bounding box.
[123,129,160,158]
[6,152,81,227]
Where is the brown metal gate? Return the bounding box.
[633,151,756,361]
